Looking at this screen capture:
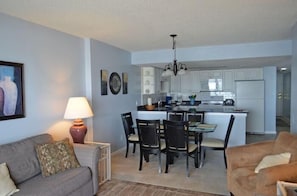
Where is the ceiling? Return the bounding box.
[0,0,297,70]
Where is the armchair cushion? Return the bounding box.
[254,152,291,173]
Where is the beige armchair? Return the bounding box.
[226,131,297,196]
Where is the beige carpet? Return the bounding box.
[111,148,229,195]
[97,179,222,196]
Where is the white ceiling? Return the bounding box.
[0,0,297,70]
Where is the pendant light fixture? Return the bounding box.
[162,34,187,77]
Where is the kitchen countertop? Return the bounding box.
[138,104,248,113]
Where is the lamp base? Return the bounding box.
[69,119,87,144]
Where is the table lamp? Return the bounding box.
[64,97,94,144]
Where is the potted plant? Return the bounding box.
[188,94,196,105]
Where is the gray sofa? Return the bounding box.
[0,134,100,196]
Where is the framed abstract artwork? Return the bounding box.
[109,72,121,95]
[101,69,108,95]
[0,61,25,120]
[122,72,128,94]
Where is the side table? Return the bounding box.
[277,181,297,196]
[85,141,111,185]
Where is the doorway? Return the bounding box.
[276,70,291,133]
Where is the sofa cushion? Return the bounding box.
[14,166,92,196]
[254,152,291,173]
[0,162,19,196]
[0,134,53,184]
[273,132,297,161]
[35,138,80,177]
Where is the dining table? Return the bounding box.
[134,121,217,166]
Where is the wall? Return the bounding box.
[0,13,86,144]
[291,22,297,133]
[89,39,141,152]
[263,66,276,133]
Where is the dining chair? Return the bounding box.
[136,119,166,173]
[186,111,205,123]
[163,120,198,177]
[200,115,235,168]
[121,112,140,158]
[166,111,185,121]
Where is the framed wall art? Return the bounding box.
[101,69,108,95]
[122,72,128,94]
[109,72,121,95]
[0,61,25,120]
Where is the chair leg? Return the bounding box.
[165,152,169,173]
[195,148,198,168]
[158,151,162,173]
[186,154,189,177]
[125,142,129,158]
[133,143,136,153]
[139,148,143,171]
[199,148,205,168]
[224,150,227,169]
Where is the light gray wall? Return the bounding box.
[0,13,86,144]
[90,39,141,151]
[263,66,277,133]
[291,22,297,133]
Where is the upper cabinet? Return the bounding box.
[142,67,155,94]
[199,70,223,91]
[223,70,234,91]
[234,68,263,81]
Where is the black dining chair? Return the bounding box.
[163,120,198,177]
[200,115,235,168]
[186,111,205,124]
[136,119,166,173]
[167,111,185,121]
[121,112,140,158]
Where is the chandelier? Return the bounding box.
[162,34,187,77]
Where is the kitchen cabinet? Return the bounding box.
[223,70,235,91]
[180,72,193,93]
[199,70,223,91]
[170,75,181,92]
[234,68,263,81]
[142,67,155,94]
[191,71,201,92]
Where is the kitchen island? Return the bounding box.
[137,104,247,147]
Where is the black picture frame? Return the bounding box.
[122,72,128,94]
[109,72,121,95]
[0,61,25,120]
[101,69,108,95]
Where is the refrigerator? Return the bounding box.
[235,80,265,134]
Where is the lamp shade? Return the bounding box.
[64,97,93,119]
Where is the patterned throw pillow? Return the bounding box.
[35,138,80,177]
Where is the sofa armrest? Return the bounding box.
[73,143,100,195]
[226,140,274,170]
[256,162,297,196]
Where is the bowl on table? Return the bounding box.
[145,105,155,110]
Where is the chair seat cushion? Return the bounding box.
[128,134,139,142]
[201,138,224,148]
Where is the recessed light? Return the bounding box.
[280,67,287,71]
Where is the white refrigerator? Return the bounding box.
[235,80,265,134]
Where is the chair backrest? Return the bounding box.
[186,111,204,123]
[224,115,235,148]
[121,112,135,138]
[167,111,185,121]
[136,119,161,149]
[163,120,189,151]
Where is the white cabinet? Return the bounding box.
[191,71,200,92]
[234,68,263,81]
[223,70,235,91]
[170,75,181,92]
[142,67,155,94]
[180,73,193,93]
[199,70,223,91]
